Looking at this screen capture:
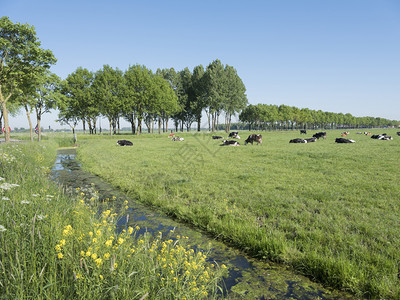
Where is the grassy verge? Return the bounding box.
[0,140,225,299]
[76,129,400,299]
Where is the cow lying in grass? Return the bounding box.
[221,140,240,146]
[212,136,224,139]
[335,138,355,143]
[313,132,326,139]
[117,140,133,146]
[289,137,317,143]
[371,134,392,140]
[171,136,184,141]
[228,132,240,139]
[244,134,262,145]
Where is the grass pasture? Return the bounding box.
[77,129,400,298]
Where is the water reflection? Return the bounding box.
[51,149,351,299]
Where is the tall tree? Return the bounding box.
[0,17,56,142]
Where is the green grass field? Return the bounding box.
[76,129,400,298]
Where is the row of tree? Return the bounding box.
[239,104,399,130]
[1,17,398,143]
[59,60,248,136]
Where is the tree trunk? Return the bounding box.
[109,118,113,136]
[24,103,34,142]
[158,117,161,134]
[0,93,11,142]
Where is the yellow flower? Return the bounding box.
[80,251,85,257]
[104,253,111,260]
[125,205,128,209]
[221,264,227,269]
[105,240,113,247]
[86,251,91,257]
[124,200,128,205]
[103,210,111,217]
[55,244,62,252]
[127,226,134,234]
[95,258,103,267]
[89,232,93,237]
[117,237,124,245]
[96,229,102,236]
[135,225,140,231]
[99,274,104,280]
[76,273,83,280]
[91,253,98,260]
[59,239,66,246]
[57,252,63,259]
[92,238,97,243]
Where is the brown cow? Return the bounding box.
[244,134,262,145]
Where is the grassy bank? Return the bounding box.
[76,129,400,298]
[0,140,225,299]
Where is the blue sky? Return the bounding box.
[3,0,400,129]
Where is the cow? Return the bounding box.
[313,132,326,139]
[289,138,307,143]
[371,134,391,140]
[341,131,350,137]
[364,132,371,136]
[212,136,224,139]
[300,130,307,134]
[228,132,240,139]
[335,138,355,143]
[221,140,240,146]
[397,132,400,136]
[171,136,184,141]
[117,140,133,146]
[305,137,317,143]
[244,134,262,145]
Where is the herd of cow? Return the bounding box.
[116,131,400,147]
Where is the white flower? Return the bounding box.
[2,197,10,200]
[32,194,39,197]
[37,215,47,220]
[46,195,54,198]
[0,225,6,232]
[21,200,30,204]
[0,177,4,181]
[0,183,20,190]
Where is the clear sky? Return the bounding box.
[3,0,400,129]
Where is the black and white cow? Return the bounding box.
[300,130,307,134]
[289,138,307,143]
[371,134,392,140]
[335,138,355,143]
[313,132,327,139]
[171,136,184,141]
[305,137,317,143]
[221,140,240,146]
[228,132,240,139]
[397,132,400,136]
[117,140,133,146]
[212,136,224,139]
[244,134,262,145]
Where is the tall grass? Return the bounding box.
[76,129,400,299]
[0,140,225,299]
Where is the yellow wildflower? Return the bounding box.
[59,239,66,246]
[57,252,63,259]
[92,238,97,244]
[104,253,111,260]
[117,237,124,245]
[105,240,113,247]
[89,232,93,237]
[86,250,91,257]
[96,229,102,236]
[95,258,103,267]
[80,251,85,257]
[127,226,134,234]
[99,274,104,280]
[91,253,98,260]
[55,244,61,252]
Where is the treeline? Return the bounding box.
[239,104,399,131]
[59,60,248,136]
[1,17,398,143]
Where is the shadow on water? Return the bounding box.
[52,149,352,299]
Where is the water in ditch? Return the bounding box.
[51,148,352,299]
